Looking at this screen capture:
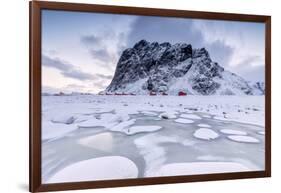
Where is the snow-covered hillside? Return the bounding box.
[105,40,264,95]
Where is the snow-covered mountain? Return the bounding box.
[105,40,264,95]
[249,81,265,95]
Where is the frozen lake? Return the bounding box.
[41,95,265,183]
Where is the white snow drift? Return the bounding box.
[174,118,194,124]
[220,129,247,135]
[193,128,219,140]
[227,135,260,143]
[180,114,202,119]
[47,156,138,183]
[197,123,211,128]
[149,162,250,177]
[126,126,163,135]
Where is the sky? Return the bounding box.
[42,10,265,94]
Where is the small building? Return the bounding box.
[178,91,187,96]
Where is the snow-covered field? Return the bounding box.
[42,95,265,183]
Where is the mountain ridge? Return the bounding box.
[105,40,264,95]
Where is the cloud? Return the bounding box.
[127,16,204,48]
[42,54,95,81]
[42,86,61,94]
[94,74,113,80]
[205,40,234,66]
[89,49,113,63]
[80,31,128,71]
[80,35,114,69]
[93,79,110,89]
[234,65,265,82]
[61,70,94,81]
[126,16,235,67]
[227,55,265,82]
[65,84,86,89]
[42,54,114,92]
[235,55,263,67]
[126,17,265,81]
[80,35,101,45]
[42,55,71,71]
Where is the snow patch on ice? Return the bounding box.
[197,155,224,161]
[197,123,211,128]
[74,114,93,123]
[159,111,178,119]
[220,129,247,135]
[77,132,113,152]
[174,118,194,124]
[42,121,77,140]
[193,128,219,140]
[257,131,265,135]
[126,126,163,135]
[110,119,136,133]
[181,139,197,146]
[149,162,250,177]
[180,114,202,120]
[134,133,179,176]
[78,113,129,129]
[51,115,75,124]
[227,135,260,143]
[141,111,158,116]
[47,156,138,183]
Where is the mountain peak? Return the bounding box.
[133,39,150,49]
[105,40,262,96]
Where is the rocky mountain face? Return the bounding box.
[249,81,265,95]
[105,40,264,95]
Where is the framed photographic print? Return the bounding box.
[30,1,271,192]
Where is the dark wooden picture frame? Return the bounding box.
[30,1,271,192]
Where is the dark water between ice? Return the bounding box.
[42,112,265,183]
